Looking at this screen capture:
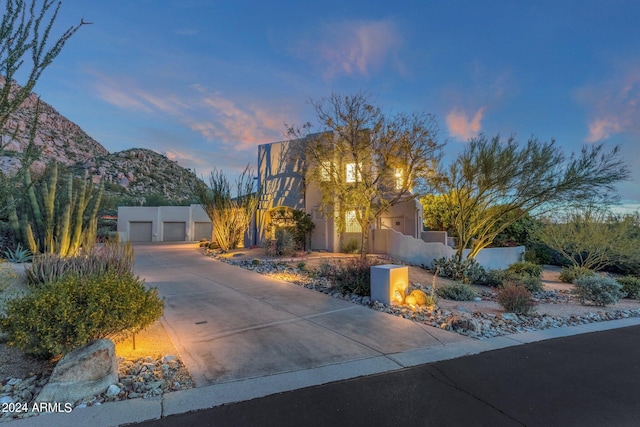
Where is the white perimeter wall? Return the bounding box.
[371,228,524,270]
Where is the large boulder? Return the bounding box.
[36,339,119,403]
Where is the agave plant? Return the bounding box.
[3,244,33,263]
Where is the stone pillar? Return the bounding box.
[370,264,409,305]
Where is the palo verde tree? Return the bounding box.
[539,205,640,272]
[288,91,444,255]
[1,0,84,216]
[435,134,630,262]
[194,165,259,252]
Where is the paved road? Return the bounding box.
[135,325,640,427]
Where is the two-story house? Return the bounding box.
[255,135,423,252]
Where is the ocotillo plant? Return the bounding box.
[10,162,104,256]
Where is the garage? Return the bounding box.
[163,222,186,241]
[129,221,152,242]
[194,221,212,241]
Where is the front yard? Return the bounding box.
[209,248,640,339]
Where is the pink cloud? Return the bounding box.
[586,118,623,143]
[302,20,403,79]
[191,94,284,149]
[446,107,485,141]
[577,64,640,142]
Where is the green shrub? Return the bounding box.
[573,275,623,307]
[265,228,297,256]
[435,283,477,301]
[616,276,640,299]
[341,238,360,254]
[251,258,261,265]
[507,261,542,278]
[515,275,544,293]
[496,284,535,315]
[431,257,486,284]
[325,257,381,296]
[0,270,164,359]
[25,240,134,287]
[3,244,33,263]
[559,266,595,284]
[482,269,506,287]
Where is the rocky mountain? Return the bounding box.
[1,81,201,205]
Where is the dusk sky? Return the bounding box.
[24,0,640,211]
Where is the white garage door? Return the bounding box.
[130,222,152,242]
[163,222,186,241]
[194,222,212,241]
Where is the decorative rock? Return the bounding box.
[105,384,121,397]
[36,339,119,404]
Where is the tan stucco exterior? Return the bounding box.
[256,138,423,252]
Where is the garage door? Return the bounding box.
[130,222,152,242]
[194,222,212,241]
[163,222,186,241]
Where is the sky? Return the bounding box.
[19,0,640,211]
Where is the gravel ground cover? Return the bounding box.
[211,249,640,340]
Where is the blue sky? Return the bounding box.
[25,0,640,211]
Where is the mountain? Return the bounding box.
[0,82,201,205]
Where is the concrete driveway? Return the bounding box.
[133,243,471,387]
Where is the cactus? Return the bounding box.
[10,162,103,257]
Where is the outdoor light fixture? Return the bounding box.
[370,265,409,305]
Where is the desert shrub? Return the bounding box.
[2,244,33,263]
[25,240,134,287]
[341,238,360,254]
[482,269,506,287]
[325,257,381,296]
[0,270,164,359]
[265,228,297,256]
[616,276,640,299]
[559,266,595,284]
[515,275,544,293]
[435,283,477,301]
[431,257,486,284]
[496,284,535,315]
[507,261,542,278]
[573,275,624,307]
[251,258,261,265]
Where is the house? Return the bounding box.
[254,136,423,252]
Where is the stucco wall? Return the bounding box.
[117,204,210,242]
[372,228,524,270]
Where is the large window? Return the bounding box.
[346,163,361,183]
[345,210,362,232]
[394,167,403,190]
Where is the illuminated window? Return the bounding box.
[346,163,360,183]
[394,168,403,189]
[320,161,332,181]
[345,210,362,232]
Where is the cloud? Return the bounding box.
[298,19,403,79]
[92,72,185,116]
[90,72,285,151]
[192,94,285,149]
[577,65,640,142]
[446,107,485,141]
[586,118,623,143]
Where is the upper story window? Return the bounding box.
[320,161,332,181]
[346,163,361,183]
[394,168,403,190]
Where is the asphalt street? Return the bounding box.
[132,324,640,427]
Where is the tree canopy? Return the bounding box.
[288,91,444,255]
[434,134,630,261]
